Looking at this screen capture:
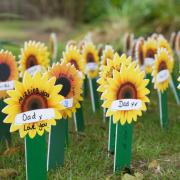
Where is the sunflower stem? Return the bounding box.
[158,90,168,129]
[74,103,84,132]
[83,76,88,98]
[25,134,47,180]
[108,116,116,154]
[0,99,11,146]
[47,118,67,170]
[146,73,152,93]
[114,122,133,172]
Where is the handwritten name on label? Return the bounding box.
[86,63,98,72]
[60,98,73,108]
[15,108,55,125]
[0,81,14,91]
[145,58,154,66]
[26,65,42,76]
[156,69,169,83]
[111,99,142,111]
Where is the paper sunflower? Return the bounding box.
[2,72,64,138]
[100,45,114,67]
[130,40,137,61]
[0,50,19,99]
[19,41,50,76]
[152,48,173,92]
[175,31,180,55]
[143,38,158,73]
[102,62,150,125]
[124,33,134,56]
[135,38,145,70]
[66,40,77,50]
[82,42,99,78]
[170,32,176,50]
[49,33,58,60]
[97,53,132,97]
[62,46,85,76]
[47,62,83,118]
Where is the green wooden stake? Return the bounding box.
[74,104,84,132]
[65,119,69,146]
[25,134,47,180]
[158,90,168,129]
[47,118,66,170]
[170,74,180,105]
[108,116,116,154]
[83,76,88,98]
[0,99,11,145]
[146,73,152,92]
[114,122,133,172]
[88,78,100,112]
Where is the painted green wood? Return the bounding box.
[108,116,116,154]
[159,90,168,129]
[47,118,66,170]
[0,99,11,144]
[25,134,47,180]
[74,104,84,132]
[65,119,69,146]
[83,76,88,98]
[114,122,133,172]
[146,73,152,92]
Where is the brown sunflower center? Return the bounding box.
[21,94,48,112]
[0,63,11,81]
[69,59,79,70]
[87,53,95,63]
[126,35,130,50]
[158,61,167,72]
[56,76,71,97]
[26,55,38,69]
[117,82,137,99]
[146,49,155,58]
[139,48,144,65]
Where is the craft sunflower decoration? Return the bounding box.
[102,61,150,124]
[19,41,50,76]
[62,46,85,76]
[100,45,114,67]
[170,32,176,50]
[49,33,58,60]
[82,42,99,78]
[124,33,134,56]
[66,40,77,50]
[152,48,173,92]
[47,62,83,118]
[130,40,137,61]
[0,50,19,99]
[135,38,145,70]
[97,53,132,97]
[143,38,158,73]
[98,44,104,58]
[175,31,180,56]
[2,72,64,138]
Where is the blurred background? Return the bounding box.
[0,0,179,49]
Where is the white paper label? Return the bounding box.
[86,63,98,72]
[111,99,142,111]
[60,98,73,108]
[156,69,169,83]
[145,58,154,66]
[0,81,14,91]
[15,108,55,125]
[26,65,42,76]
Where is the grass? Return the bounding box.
[0,20,180,179]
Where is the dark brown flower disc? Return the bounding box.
[146,49,155,58]
[0,63,11,81]
[87,53,95,63]
[158,61,167,72]
[69,59,79,70]
[26,55,38,69]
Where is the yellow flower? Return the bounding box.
[47,62,83,118]
[19,41,50,76]
[82,42,99,78]
[97,53,132,98]
[124,33,134,55]
[0,50,19,99]
[143,38,158,73]
[62,46,85,76]
[100,45,114,67]
[175,31,180,55]
[169,32,177,50]
[66,40,77,50]
[2,72,64,138]
[49,33,58,60]
[152,48,173,92]
[102,62,150,125]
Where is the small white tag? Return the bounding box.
[156,69,169,83]
[26,65,42,76]
[60,98,73,108]
[15,108,55,125]
[0,81,14,91]
[145,58,154,66]
[86,63,98,72]
[140,64,145,71]
[111,99,142,111]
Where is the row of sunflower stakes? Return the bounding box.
[0,31,179,179]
